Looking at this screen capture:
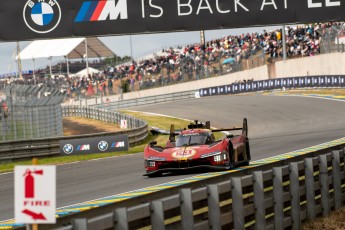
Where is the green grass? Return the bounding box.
[270,88,345,96]
[0,111,224,173]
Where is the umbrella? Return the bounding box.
[222,57,235,65]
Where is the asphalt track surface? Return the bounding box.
[1,95,345,220]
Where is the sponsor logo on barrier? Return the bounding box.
[98,141,109,151]
[76,145,90,151]
[23,0,61,33]
[111,141,125,148]
[63,144,73,155]
[75,0,128,22]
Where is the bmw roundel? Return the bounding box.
[23,0,61,34]
[63,144,74,155]
[98,141,108,151]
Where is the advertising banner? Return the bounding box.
[217,86,226,95]
[198,75,345,98]
[2,0,345,41]
[60,135,129,155]
[306,77,313,87]
[232,84,240,94]
[340,76,345,86]
[319,76,326,87]
[325,76,332,86]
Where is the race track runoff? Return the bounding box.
[1,95,345,220]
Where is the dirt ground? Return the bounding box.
[63,117,120,136]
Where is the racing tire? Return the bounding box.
[228,142,235,168]
[242,139,251,166]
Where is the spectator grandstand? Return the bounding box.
[1,21,344,99]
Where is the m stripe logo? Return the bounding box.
[75,0,128,22]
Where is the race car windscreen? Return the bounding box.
[175,134,207,147]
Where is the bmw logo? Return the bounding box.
[98,141,108,152]
[23,0,61,34]
[63,144,73,155]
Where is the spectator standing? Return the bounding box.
[108,78,113,95]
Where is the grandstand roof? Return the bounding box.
[17,37,114,60]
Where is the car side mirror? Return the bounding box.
[149,141,157,146]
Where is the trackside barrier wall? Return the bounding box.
[0,106,148,161]
[10,139,344,230]
[90,90,196,111]
[199,75,345,97]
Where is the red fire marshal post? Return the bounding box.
[15,166,56,224]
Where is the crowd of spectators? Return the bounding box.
[1,21,344,98]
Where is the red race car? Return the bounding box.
[144,118,250,177]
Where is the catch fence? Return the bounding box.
[0,85,64,142]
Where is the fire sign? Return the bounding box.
[15,166,56,224]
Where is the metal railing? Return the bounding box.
[91,90,196,110]
[0,106,148,161]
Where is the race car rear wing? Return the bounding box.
[169,118,248,142]
[211,118,248,136]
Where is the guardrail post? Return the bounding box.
[72,218,88,230]
[319,154,330,217]
[289,162,301,229]
[305,158,316,219]
[332,150,342,209]
[114,207,129,230]
[180,188,193,230]
[253,171,266,229]
[231,178,245,230]
[207,184,221,230]
[273,167,284,230]
[150,200,165,230]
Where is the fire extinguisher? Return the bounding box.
[23,169,43,198]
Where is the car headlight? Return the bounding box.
[214,151,227,162]
[145,160,156,167]
[214,155,222,162]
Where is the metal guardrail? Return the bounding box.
[53,149,345,229]
[0,106,148,161]
[13,139,344,230]
[89,90,196,110]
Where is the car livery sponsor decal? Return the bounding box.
[23,0,61,34]
[146,156,166,161]
[200,151,221,158]
[171,147,197,159]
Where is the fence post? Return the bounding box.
[332,150,342,209]
[253,171,266,229]
[180,188,193,230]
[208,184,221,230]
[114,207,129,230]
[150,200,165,230]
[289,162,301,229]
[305,158,316,219]
[273,167,284,230]
[319,154,330,217]
[231,178,245,230]
[72,218,88,230]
